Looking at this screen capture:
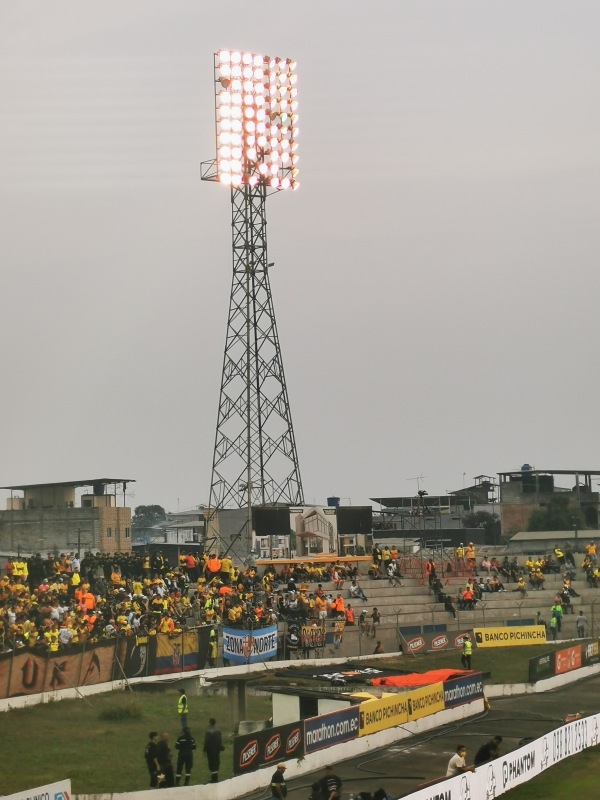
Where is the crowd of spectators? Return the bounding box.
[1,551,196,653]
[0,551,373,654]
[3,539,598,654]
[431,541,597,619]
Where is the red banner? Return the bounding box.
[555,645,582,675]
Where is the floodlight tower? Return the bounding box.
[201,49,304,541]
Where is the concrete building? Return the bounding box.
[0,478,134,555]
[498,467,600,536]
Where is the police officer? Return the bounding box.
[175,727,197,786]
[144,731,160,788]
[203,718,224,783]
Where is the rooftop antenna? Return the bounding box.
[407,474,428,494]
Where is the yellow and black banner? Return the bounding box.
[474,626,547,648]
[406,681,445,721]
[358,693,409,735]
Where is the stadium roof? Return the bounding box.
[498,469,600,476]
[0,478,135,491]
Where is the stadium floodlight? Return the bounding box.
[201,49,304,558]
[211,49,299,190]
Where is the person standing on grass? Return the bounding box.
[156,731,175,788]
[177,688,189,729]
[144,731,160,788]
[175,726,197,786]
[203,717,224,783]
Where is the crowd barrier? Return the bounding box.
[231,672,484,774]
[402,711,600,800]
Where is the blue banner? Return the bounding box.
[222,625,278,664]
[443,672,484,708]
[304,706,360,753]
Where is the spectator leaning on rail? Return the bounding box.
[446,745,475,777]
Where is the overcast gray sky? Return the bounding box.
[1,1,599,512]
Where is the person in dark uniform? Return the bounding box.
[318,765,342,800]
[270,763,287,800]
[203,717,224,783]
[156,731,175,788]
[175,727,197,786]
[474,735,502,766]
[144,731,160,788]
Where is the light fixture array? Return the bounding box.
[213,50,299,190]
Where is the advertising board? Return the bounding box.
[399,629,473,654]
[358,693,409,736]
[474,625,546,648]
[406,682,445,721]
[395,712,600,800]
[304,706,360,753]
[443,672,484,708]
[4,779,71,800]
[233,722,304,774]
[555,645,582,675]
[528,651,555,683]
[583,639,600,666]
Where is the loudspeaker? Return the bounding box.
[336,506,373,536]
[252,506,290,537]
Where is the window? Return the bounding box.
[106,527,112,539]
[125,527,131,539]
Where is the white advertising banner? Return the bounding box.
[399,713,600,800]
[5,779,71,800]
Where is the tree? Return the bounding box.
[527,494,582,532]
[463,511,501,541]
[132,505,167,532]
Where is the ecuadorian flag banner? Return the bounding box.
[155,632,199,674]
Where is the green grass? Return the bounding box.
[0,685,271,794]
[0,643,589,795]
[504,744,600,798]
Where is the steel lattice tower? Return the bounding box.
[202,49,303,533]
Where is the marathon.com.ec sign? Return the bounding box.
[474,625,547,648]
